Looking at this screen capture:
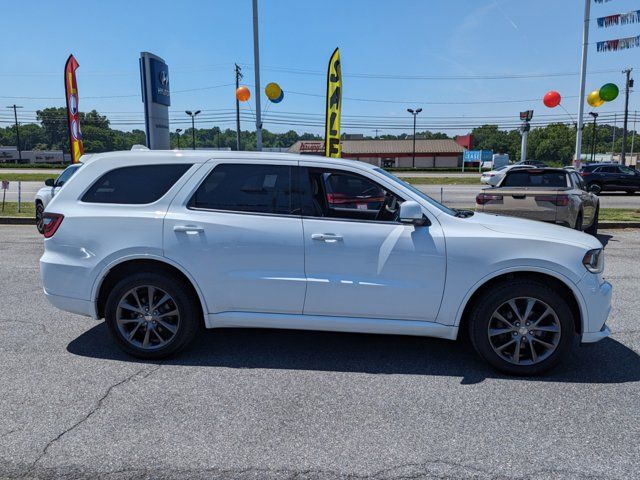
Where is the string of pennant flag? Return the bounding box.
[596,35,640,52]
[597,10,640,28]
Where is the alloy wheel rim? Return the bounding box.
[116,285,180,350]
[487,297,561,366]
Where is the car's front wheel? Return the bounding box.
[35,202,45,234]
[104,272,201,359]
[468,279,576,375]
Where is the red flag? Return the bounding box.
[64,55,84,163]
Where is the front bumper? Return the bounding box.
[578,277,612,344]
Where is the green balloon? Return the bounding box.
[599,83,619,102]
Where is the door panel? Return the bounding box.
[164,160,306,315]
[302,218,446,321]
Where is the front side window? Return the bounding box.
[619,166,636,176]
[82,164,192,204]
[189,163,294,215]
[300,167,404,222]
[571,172,586,190]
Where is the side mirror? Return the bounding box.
[44,178,55,187]
[399,200,429,226]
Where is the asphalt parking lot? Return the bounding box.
[1,225,639,480]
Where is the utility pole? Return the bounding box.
[235,63,242,151]
[373,129,379,139]
[574,0,590,169]
[6,105,23,162]
[252,0,263,151]
[407,108,422,168]
[519,110,533,163]
[589,112,599,163]
[620,68,633,165]
[630,110,637,162]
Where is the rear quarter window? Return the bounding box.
[81,164,192,204]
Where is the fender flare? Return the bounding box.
[89,253,210,320]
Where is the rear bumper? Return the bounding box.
[43,289,96,318]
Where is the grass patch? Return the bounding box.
[0,202,35,217]
[0,173,53,182]
[401,176,481,185]
[599,208,640,222]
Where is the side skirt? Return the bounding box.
[206,311,459,341]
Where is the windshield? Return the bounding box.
[374,168,457,216]
[55,164,81,187]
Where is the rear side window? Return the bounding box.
[82,164,192,204]
[189,163,294,215]
[502,171,567,188]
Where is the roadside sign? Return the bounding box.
[1,180,8,190]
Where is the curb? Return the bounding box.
[1,217,639,228]
[0,217,34,225]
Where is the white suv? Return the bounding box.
[40,150,612,375]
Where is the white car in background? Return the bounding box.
[481,164,534,186]
[40,149,611,375]
[35,164,82,233]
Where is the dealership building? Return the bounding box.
[288,138,466,168]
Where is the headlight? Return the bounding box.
[582,248,604,274]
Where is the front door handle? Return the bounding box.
[311,233,343,242]
[173,225,204,234]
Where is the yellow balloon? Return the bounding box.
[265,82,282,100]
[587,90,604,108]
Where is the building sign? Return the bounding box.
[463,150,493,162]
[299,141,325,154]
[140,52,170,149]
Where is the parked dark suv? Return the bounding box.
[580,163,640,194]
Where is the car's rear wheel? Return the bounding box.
[35,202,45,234]
[588,183,602,195]
[104,272,201,359]
[584,205,599,236]
[468,280,576,375]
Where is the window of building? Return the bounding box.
[81,164,192,204]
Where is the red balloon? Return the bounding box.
[543,90,561,108]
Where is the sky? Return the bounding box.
[0,0,638,136]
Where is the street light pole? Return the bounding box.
[589,112,598,163]
[620,68,633,165]
[235,63,242,151]
[5,105,23,162]
[574,0,590,169]
[407,108,422,168]
[175,128,182,150]
[185,110,201,150]
[252,0,263,151]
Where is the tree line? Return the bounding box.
[0,107,636,164]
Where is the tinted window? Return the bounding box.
[619,166,636,175]
[190,164,294,215]
[571,172,586,190]
[601,166,617,173]
[502,171,567,188]
[323,172,386,211]
[82,164,192,204]
[55,165,80,187]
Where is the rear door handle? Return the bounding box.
[173,225,204,234]
[311,233,343,242]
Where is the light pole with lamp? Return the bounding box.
[407,108,422,168]
[185,110,201,150]
[175,128,182,149]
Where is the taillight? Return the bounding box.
[476,193,503,205]
[534,195,570,206]
[580,172,589,177]
[42,213,64,238]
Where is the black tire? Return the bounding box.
[104,272,201,359]
[468,279,577,375]
[35,202,45,234]
[584,205,599,236]
[574,212,583,231]
[588,183,602,195]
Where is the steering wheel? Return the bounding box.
[375,195,399,222]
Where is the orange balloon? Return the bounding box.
[236,86,250,102]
